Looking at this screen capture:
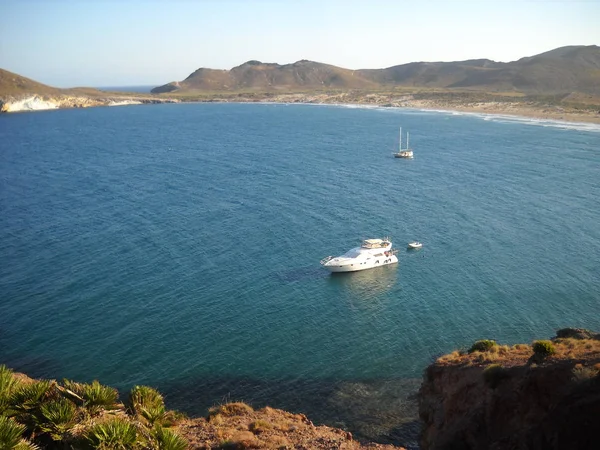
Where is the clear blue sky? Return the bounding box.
[1,0,599,88]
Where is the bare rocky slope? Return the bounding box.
[152,45,600,96]
[418,328,600,450]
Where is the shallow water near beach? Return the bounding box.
[1,103,599,447]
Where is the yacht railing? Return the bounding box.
[320,256,333,265]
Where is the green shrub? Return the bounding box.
[468,340,497,353]
[139,405,166,426]
[79,380,120,415]
[482,364,510,388]
[0,416,39,449]
[151,426,188,450]
[126,385,180,427]
[9,380,55,432]
[12,442,40,450]
[9,380,53,412]
[127,386,164,416]
[0,416,26,449]
[85,417,139,449]
[61,379,86,404]
[0,366,23,415]
[533,340,556,357]
[38,398,78,441]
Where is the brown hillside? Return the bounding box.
[0,68,109,99]
[0,68,61,96]
[153,45,600,96]
[152,59,378,93]
[506,45,600,94]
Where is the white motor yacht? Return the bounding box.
[320,238,399,273]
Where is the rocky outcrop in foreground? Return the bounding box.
[419,329,600,450]
[180,402,404,449]
[0,365,405,449]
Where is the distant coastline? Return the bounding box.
[97,85,156,93]
[3,45,600,123]
[251,93,600,125]
[168,91,600,126]
[2,91,600,126]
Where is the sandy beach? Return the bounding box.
[252,92,600,125]
[404,99,600,125]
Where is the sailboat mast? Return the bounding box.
[399,127,402,152]
[407,132,410,150]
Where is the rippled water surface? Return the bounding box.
[1,103,599,447]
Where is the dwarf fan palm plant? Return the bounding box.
[151,425,188,450]
[0,365,23,415]
[38,398,78,442]
[127,386,164,415]
[8,380,55,434]
[85,417,139,449]
[126,385,181,427]
[60,379,85,405]
[9,380,53,413]
[80,380,120,416]
[139,405,167,427]
[0,416,39,450]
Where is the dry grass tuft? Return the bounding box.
[209,402,254,419]
[223,430,260,448]
[572,363,600,381]
[437,350,462,364]
[436,337,600,368]
[262,434,292,448]
[248,419,272,434]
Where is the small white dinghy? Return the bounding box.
[407,241,422,250]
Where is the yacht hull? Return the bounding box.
[324,255,398,273]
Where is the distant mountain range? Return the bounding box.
[1,46,599,102]
[151,45,600,95]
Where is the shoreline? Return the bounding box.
[2,91,600,126]
[411,102,600,125]
[245,93,600,125]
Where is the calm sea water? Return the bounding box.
[1,103,599,447]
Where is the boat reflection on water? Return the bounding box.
[327,264,398,297]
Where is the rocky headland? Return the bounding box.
[2,328,599,449]
[419,328,600,450]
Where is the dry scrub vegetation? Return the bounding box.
[436,328,600,368]
[178,402,404,449]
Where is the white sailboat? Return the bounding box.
[393,127,414,158]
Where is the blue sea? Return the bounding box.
[1,103,599,447]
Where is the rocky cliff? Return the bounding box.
[418,329,600,450]
[0,94,178,112]
[0,68,179,113]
